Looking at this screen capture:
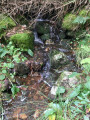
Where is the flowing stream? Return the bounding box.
[2,19,79,120]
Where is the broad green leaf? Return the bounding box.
[2,70,7,74]
[73,16,90,24]
[56,86,65,94]
[69,85,82,99]
[84,80,90,90]
[0,74,5,80]
[49,114,56,120]
[69,72,81,78]
[28,49,33,57]
[11,85,19,98]
[0,50,8,58]
[7,63,14,68]
[44,109,55,118]
[80,58,90,64]
[49,103,61,111]
[13,56,20,63]
[77,96,83,100]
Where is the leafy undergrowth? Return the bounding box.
[40,73,90,120]
[39,16,90,120]
[0,41,33,95]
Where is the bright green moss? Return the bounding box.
[0,14,16,38]
[62,14,77,30]
[0,14,16,31]
[10,32,34,51]
[79,9,90,17]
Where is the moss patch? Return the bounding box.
[10,32,34,51]
[79,9,90,17]
[0,14,16,38]
[62,14,77,30]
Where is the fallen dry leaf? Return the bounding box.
[19,113,27,119]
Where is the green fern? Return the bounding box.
[73,16,90,24]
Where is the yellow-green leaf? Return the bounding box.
[49,114,56,120]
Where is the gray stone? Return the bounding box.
[49,49,69,69]
[59,71,80,88]
[49,71,80,99]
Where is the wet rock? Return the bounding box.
[29,50,46,72]
[45,39,54,45]
[40,34,50,42]
[36,22,50,36]
[14,63,30,76]
[49,71,80,99]
[59,71,80,88]
[58,30,66,39]
[59,39,71,49]
[49,49,69,69]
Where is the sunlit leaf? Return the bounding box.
[49,114,56,120]
[44,109,55,118]
[69,72,81,78]
[56,86,65,94]
[49,103,61,111]
[81,58,90,64]
[28,49,33,57]
[0,74,5,80]
[69,85,82,99]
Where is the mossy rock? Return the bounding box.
[10,32,34,51]
[62,13,77,30]
[0,14,16,38]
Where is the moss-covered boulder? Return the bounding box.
[0,14,16,38]
[10,32,34,51]
[49,49,69,69]
[62,14,77,30]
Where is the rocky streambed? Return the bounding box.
[0,19,82,120]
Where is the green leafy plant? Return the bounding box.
[0,41,33,97]
[73,16,90,24]
[11,84,20,98]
